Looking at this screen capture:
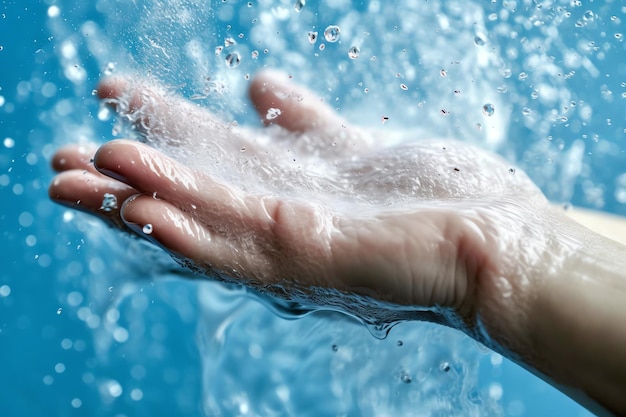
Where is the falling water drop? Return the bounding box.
[323,25,341,42]
[348,45,360,59]
[294,0,305,12]
[225,52,241,68]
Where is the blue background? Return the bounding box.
[1,0,624,416]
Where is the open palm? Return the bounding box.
[49,70,557,342]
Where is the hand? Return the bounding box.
[49,70,557,333]
[49,70,626,416]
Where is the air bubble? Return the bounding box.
[225,52,241,68]
[440,69,447,77]
[307,31,318,44]
[323,25,341,42]
[440,362,451,372]
[100,193,118,212]
[348,45,360,59]
[294,0,305,12]
[400,83,408,91]
[331,344,338,352]
[251,50,259,59]
[142,224,153,235]
[57,308,63,315]
[482,103,495,116]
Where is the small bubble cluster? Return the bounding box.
[266,108,282,120]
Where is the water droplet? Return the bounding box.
[100,193,118,212]
[518,72,528,80]
[400,83,408,91]
[224,37,236,47]
[482,103,495,116]
[251,50,259,59]
[615,33,623,40]
[583,10,594,21]
[381,115,389,124]
[440,69,447,77]
[474,34,486,46]
[331,344,338,352]
[142,224,153,235]
[509,168,516,174]
[215,45,223,55]
[307,31,318,44]
[225,52,241,68]
[266,107,282,120]
[502,68,512,78]
[440,362,451,372]
[57,308,63,315]
[103,62,115,75]
[294,0,305,12]
[396,340,403,347]
[323,25,341,42]
[348,45,360,59]
[399,370,412,383]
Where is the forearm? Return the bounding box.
[516,215,626,415]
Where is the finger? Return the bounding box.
[249,69,347,133]
[48,170,137,228]
[93,139,204,203]
[120,194,260,278]
[93,139,273,227]
[51,143,100,173]
[97,77,230,149]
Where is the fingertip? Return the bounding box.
[97,77,129,100]
[51,143,99,172]
[93,139,138,182]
